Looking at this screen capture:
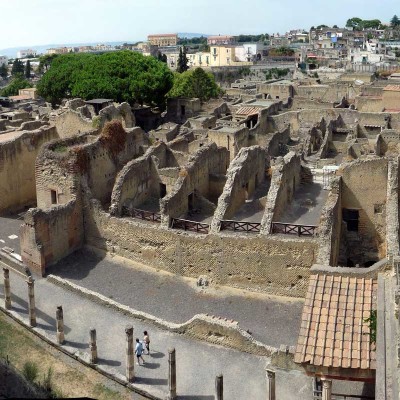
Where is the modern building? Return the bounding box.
[17,49,37,58]
[0,55,8,66]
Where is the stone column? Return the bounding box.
[266,369,276,400]
[89,328,97,364]
[3,268,11,310]
[56,306,65,344]
[321,378,332,400]
[125,325,134,382]
[27,276,36,327]
[215,374,223,400]
[168,348,177,400]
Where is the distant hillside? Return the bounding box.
[0,41,139,58]
[177,33,209,39]
[0,35,210,58]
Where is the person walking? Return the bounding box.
[135,338,145,365]
[143,331,150,355]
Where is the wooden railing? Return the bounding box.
[122,207,161,223]
[271,222,317,237]
[171,218,209,234]
[220,220,261,233]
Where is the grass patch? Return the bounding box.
[93,383,124,400]
[0,312,132,400]
[53,145,68,153]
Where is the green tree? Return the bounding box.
[156,51,167,63]
[346,17,363,30]
[38,54,59,74]
[25,60,32,79]
[0,63,7,79]
[391,15,400,27]
[0,76,33,97]
[37,51,173,107]
[168,67,221,102]
[11,58,24,76]
[177,47,189,73]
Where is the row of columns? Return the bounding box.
[3,267,36,327]
[2,267,332,399]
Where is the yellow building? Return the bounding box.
[147,34,178,47]
[209,45,237,66]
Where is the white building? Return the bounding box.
[17,49,37,58]
[0,55,8,66]
[234,43,266,62]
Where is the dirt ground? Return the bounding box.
[0,311,149,399]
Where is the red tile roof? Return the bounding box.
[235,106,261,116]
[383,85,400,92]
[294,274,377,370]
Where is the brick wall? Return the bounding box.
[85,198,318,297]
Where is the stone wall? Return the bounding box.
[53,109,95,138]
[0,126,58,214]
[355,96,383,112]
[339,158,389,266]
[110,143,174,215]
[317,177,342,266]
[85,198,318,297]
[160,143,229,224]
[211,146,267,231]
[263,127,290,157]
[261,152,301,233]
[21,199,83,275]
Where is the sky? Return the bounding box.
[0,0,399,50]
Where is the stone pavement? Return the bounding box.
[0,269,313,400]
[48,248,304,348]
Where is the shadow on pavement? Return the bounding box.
[65,340,89,349]
[9,293,72,334]
[97,358,121,367]
[149,351,165,359]
[46,248,105,280]
[178,396,215,400]
[37,322,56,332]
[141,362,160,370]
[135,376,167,386]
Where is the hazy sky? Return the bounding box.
[0,0,399,50]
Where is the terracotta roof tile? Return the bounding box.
[294,274,377,370]
[235,106,262,116]
[383,85,400,92]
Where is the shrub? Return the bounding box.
[22,361,39,383]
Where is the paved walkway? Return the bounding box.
[47,248,304,348]
[0,269,313,400]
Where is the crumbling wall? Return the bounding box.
[211,146,267,231]
[317,177,342,266]
[84,126,146,205]
[110,143,169,216]
[261,152,301,233]
[21,199,83,275]
[97,102,135,129]
[264,127,291,156]
[0,126,58,214]
[54,109,95,138]
[160,143,229,224]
